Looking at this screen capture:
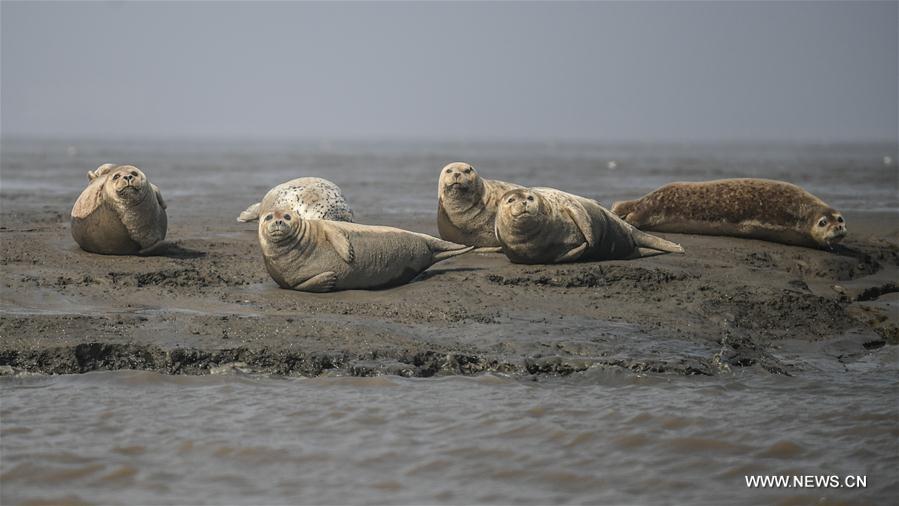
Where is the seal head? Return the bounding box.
[437,162,523,248]
[810,210,847,247]
[106,166,151,205]
[439,162,484,200]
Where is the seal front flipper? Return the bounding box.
[237,202,261,222]
[293,271,338,292]
[554,242,588,263]
[151,183,167,209]
[323,225,355,263]
[71,182,105,220]
[563,204,595,247]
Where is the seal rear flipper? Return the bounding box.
[632,229,685,254]
[629,247,670,259]
[138,240,171,256]
[237,202,261,222]
[431,243,475,262]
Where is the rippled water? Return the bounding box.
[2,138,897,215]
[2,354,898,505]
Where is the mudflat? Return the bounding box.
[1,140,897,377]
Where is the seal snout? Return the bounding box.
[264,210,295,239]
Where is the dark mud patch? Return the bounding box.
[0,341,751,378]
[854,282,899,302]
[486,265,697,289]
[701,290,852,340]
[108,267,248,288]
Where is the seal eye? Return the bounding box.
[527,196,534,201]
[507,197,515,204]
[265,214,273,221]
[445,169,452,174]
[464,168,472,174]
[283,214,291,221]
[130,171,138,176]
[836,216,844,223]
[818,218,827,227]
[113,174,120,180]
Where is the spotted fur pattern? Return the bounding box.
[238,177,354,223]
[610,178,845,248]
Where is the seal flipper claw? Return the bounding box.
[237,202,262,222]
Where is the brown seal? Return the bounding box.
[258,207,474,292]
[437,162,523,248]
[495,187,684,264]
[611,178,847,248]
[71,164,167,255]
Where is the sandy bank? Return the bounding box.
[1,197,897,377]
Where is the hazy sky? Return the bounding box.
[2,1,896,142]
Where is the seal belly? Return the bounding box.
[71,205,140,255]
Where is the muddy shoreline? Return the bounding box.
[2,189,897,378]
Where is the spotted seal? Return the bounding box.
[495,187,684,264]
[610,178,847,248]
[238,177,353,223]
[258,208,474,292]
[71,164,167,255]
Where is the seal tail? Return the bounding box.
[430,241,476,262]
[610,199,638,221]
[632,229,684,255]
[237,202,261,222]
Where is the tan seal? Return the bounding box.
[610,178,847,249]
[71,164,167,255]
[258,207,474,292]
[437,162,523,248]
[495,187,684,264]
[238,177,353,223]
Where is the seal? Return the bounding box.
[610,178,847,248]
[237,177,353,223]
[71,163,167,255]
[495,187,684,264]
[258,207,474,292]
[437,162,523,248]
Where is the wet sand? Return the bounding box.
[2,190,897,377]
